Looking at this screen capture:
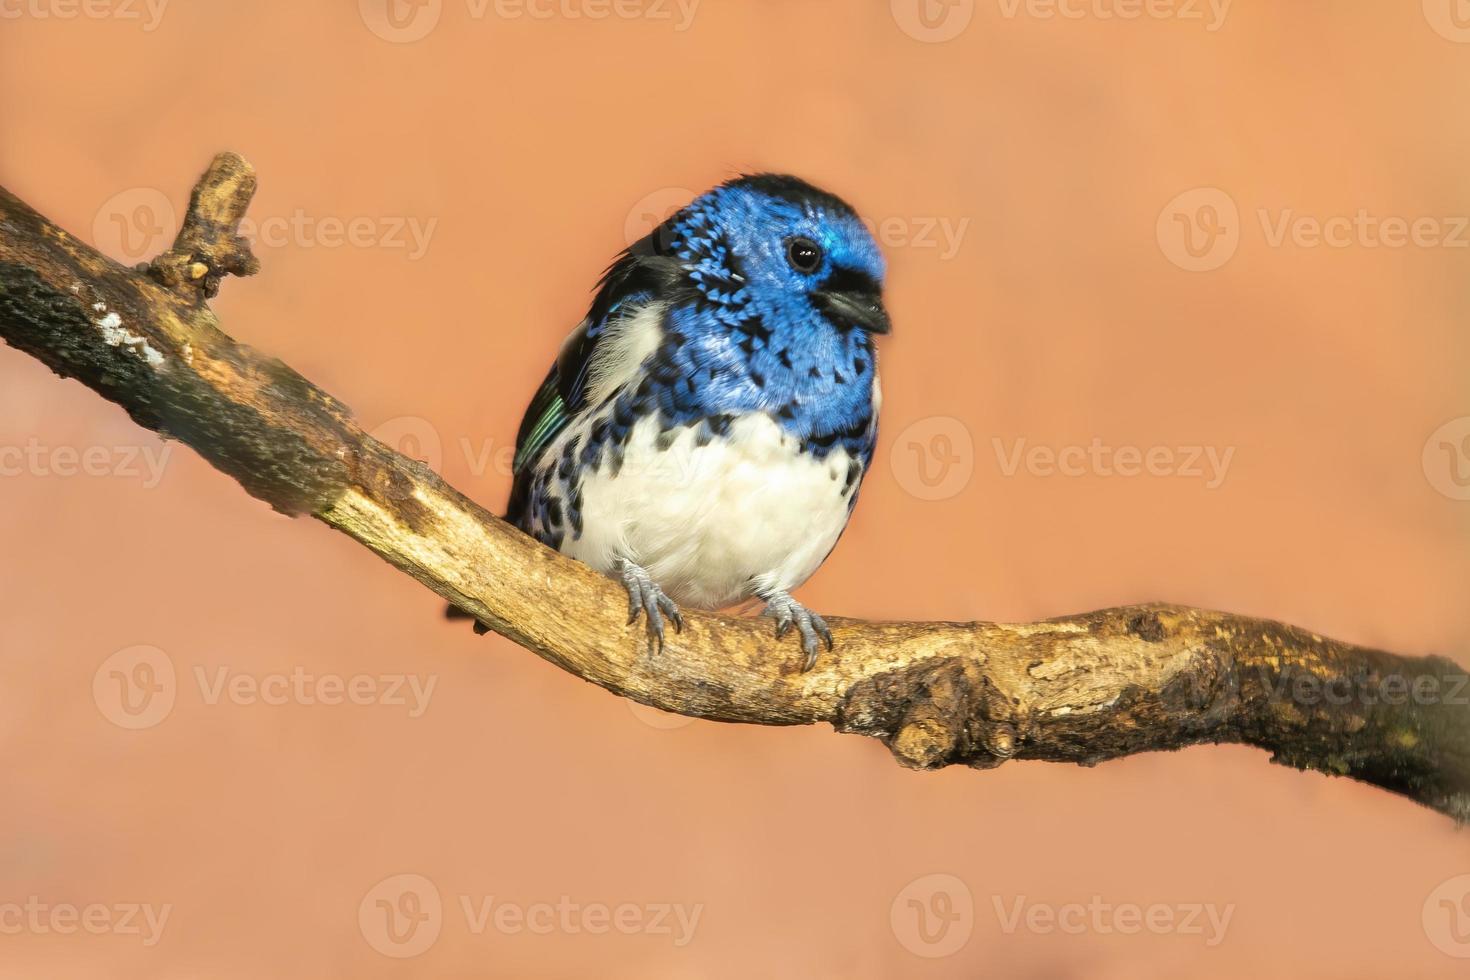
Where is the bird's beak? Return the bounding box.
[815,287,892,335]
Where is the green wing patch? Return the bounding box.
[513,377,569,475]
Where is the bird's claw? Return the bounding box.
[618,559,682,655]
[761,591,832,672]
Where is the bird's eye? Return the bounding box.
[786,237,823,274]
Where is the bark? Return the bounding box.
[1,153,1466,821]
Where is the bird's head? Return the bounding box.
[645,174,891,337]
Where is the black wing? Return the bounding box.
[504,234,685,526]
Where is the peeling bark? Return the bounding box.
[1,153,1466,820]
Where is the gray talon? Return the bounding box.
[761,591,832,672]
[618,559,681,655]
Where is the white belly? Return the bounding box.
[558,413,860,609]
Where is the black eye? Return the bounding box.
[786,237,823,274]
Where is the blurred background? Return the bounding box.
[3,1,1470,976]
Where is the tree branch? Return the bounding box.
[2,153,1466,820]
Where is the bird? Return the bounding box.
[450,174,890,670]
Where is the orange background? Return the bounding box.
[4,1,1470,976]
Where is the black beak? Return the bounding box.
[814,272,892,335]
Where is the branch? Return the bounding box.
[2,153,1467,821]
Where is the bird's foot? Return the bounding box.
[760,590,833,672]
[617,558,683,655]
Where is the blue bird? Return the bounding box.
[457,175,890,670]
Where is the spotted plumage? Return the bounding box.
[466,174,890,669]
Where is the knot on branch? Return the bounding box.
[836,657,1024,771]
[146,152,260,300]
